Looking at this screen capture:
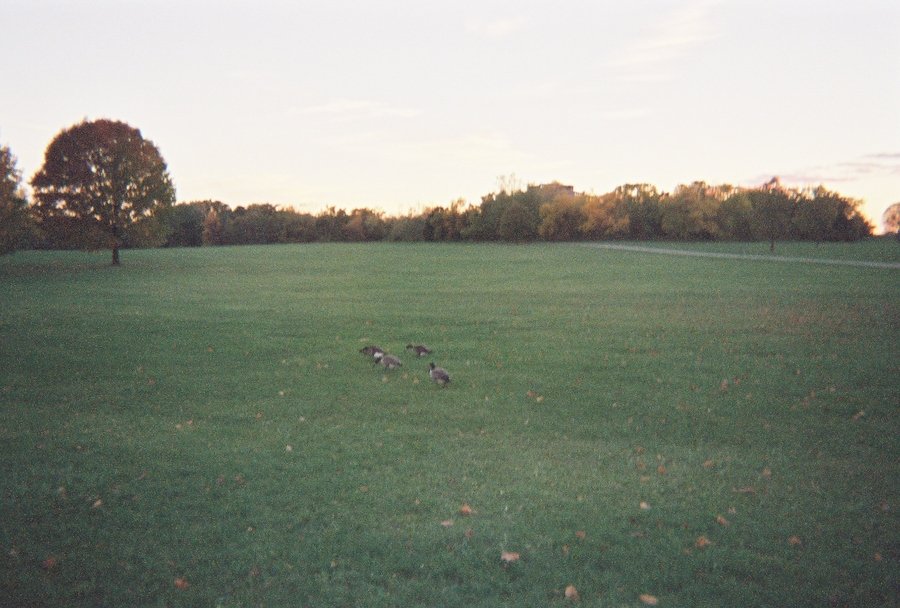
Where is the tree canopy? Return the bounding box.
[31,119,175,264]
[0,144,32,254]
[883,202,900,238]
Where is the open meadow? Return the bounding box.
[1,241,898,607]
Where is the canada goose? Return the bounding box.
[429,362,451,386]
[406,344,433,357]
[360,345,385,357]
[374,352,402,369]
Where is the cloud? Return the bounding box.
[607,0,721,80]
[749,152,900,186]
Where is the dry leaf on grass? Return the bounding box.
[564,584,580,601]
[440,519,454,528]
[716,515,730,526]
[639,593,659,605]
[788,535,802,546]
[695,536,712,549]
[459,503,475,516]
[174,577,190,590]
[575,530,586,540]
[500,551,520,563]
[640,501,651,510]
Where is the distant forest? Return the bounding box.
[35,178,873,251]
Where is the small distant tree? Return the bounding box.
[581,194,629,239]
[498,201,537,242]
[717,192,754,240]
[0,144,32,254]
[749,179,796,251]
[31,119,175,265]
[883,202,900,239]
[538,194,586,241]
[661,182,720,240]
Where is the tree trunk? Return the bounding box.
[112,245,120,265]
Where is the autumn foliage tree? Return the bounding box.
[881,202,900,239]
[0,144,32,254]
[31,119,175,265]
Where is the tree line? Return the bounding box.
[0,118,883,263]
[155,179,873,251]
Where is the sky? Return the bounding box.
[2,0,899,231]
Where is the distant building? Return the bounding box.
[533,182,576,198]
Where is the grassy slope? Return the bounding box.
[0,242,897,607]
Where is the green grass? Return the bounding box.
[1,242,897,607]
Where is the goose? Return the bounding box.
[406,344,433,357]
[374,352,402,369]
[360,345,385,357]
[429,362,451,386]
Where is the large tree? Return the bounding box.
[0,144,32,254]
[31,119,175,264]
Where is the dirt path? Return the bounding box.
[581,242,900,270]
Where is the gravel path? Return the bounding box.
[581,242,900,270]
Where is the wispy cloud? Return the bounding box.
[749,152,900,186]
[607,0,721,81]
[465,16,528,39]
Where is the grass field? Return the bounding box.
[1,241,897,607]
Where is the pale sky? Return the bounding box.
[2,0,899,230]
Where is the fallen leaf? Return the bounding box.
[92,499,103,509]
[788,535,802,546]
[639,593,659,605]
[440,519,454,528]
[564,584,580,601]
[733,486,756,494]
[761,467,772,479]
[285,445,293,452]
[657,464,667,475]
[459,503,475,516]
[702,459,714,469]
[716,515,730,526]
[852,410,865,421]
[695,536,712,549]
[174,577,190,590]
[640,501,651,510]
[575,530,586,540]
[464,528,474,539]
[874,552,882,562]
[41,556,57,571]
[500,551,520,563]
